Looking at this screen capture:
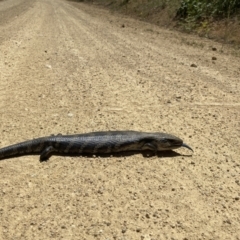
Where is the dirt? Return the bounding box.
[0,0,239,239]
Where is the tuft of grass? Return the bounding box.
[180,37,205,48]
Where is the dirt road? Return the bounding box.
[0,0,239,239]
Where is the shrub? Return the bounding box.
[177,0,240,21]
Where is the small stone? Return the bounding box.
[45,64,52,69]
[224,219,231,224]
[212,47,217,51]
[190,63,197,68]
[121,24,125,28]
[212,56,217,60]
[141,235,151,240]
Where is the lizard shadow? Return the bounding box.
[54,150,193,159]
[0,150,192,162]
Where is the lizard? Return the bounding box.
[0,131,193,161]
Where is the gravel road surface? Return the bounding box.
[0,0,239,239]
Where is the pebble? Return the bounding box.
[45,64,52,69]
[190,63,197,67]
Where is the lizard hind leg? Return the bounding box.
[40,146,56,162]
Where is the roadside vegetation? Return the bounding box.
[176,0,240,42]
[79,0,240,45]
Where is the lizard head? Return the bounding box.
[156,133,193,151]
[142,133,193,152]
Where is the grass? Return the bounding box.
[180,37,205,48]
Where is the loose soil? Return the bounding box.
[0,0,239,239]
